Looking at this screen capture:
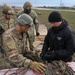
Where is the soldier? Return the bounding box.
[0,4,15,31]
[0,4,15,54]
[17,1,40,51]
[41,11,75,75]
[2,14,46,73]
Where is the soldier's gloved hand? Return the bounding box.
[36,32,40,36]
[29,61,46,73]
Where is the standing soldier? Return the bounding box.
[0,4,15,68]
[1,14,46,73]
[0,4,15,53]
[17,2,40,51]
[0,4,15,31]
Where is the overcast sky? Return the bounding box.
[0,0,75,7]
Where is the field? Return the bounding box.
[0,8,75,31]
[34,9,75,31]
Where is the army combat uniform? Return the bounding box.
[0,17,15,30]
[0,27,42,69]
[0,4,15,46]
[2,27,31,68]
[17,2,39,50]
[0,5,15,66]
[0,4,15,31]
[0,13,47,75]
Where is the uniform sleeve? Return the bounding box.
[3,34,31,68]
[32,10,39,32]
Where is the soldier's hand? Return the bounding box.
[29,61,46,73]
[36,32,40,36]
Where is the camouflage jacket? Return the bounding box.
[0,16,15,30]
[0,16,15,47]
[2,27,32,69]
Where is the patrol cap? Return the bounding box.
[17,14,33,26]
[23,1,32,9]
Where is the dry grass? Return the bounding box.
[0,7,75,31]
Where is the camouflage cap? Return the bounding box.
[2,4,15,15]
[17,14,33,26]
[23,2,32,9]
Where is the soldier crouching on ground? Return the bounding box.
[1,14,46,73]
[40,11,75,75]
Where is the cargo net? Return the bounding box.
[0,67,44,75]
[0,62,75,75]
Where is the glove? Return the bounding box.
[36,32,40,36]
[29,61,46,73]
[42,52,55,62]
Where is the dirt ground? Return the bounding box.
[33,24,47,50]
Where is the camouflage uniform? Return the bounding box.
[1,27,43,69]
[17,2,39,50]
[0,4,15,31]
[0,17,15,30]
[0,27,31,69]
[0,5,16,69]
[0,4,15,46]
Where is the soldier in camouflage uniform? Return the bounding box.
[0,4,15,57]
[17,2,40,51]
[0,4,15,31]
[1,14,46,73]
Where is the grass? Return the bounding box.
[0,8,75,31]
[34,9,75,31]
